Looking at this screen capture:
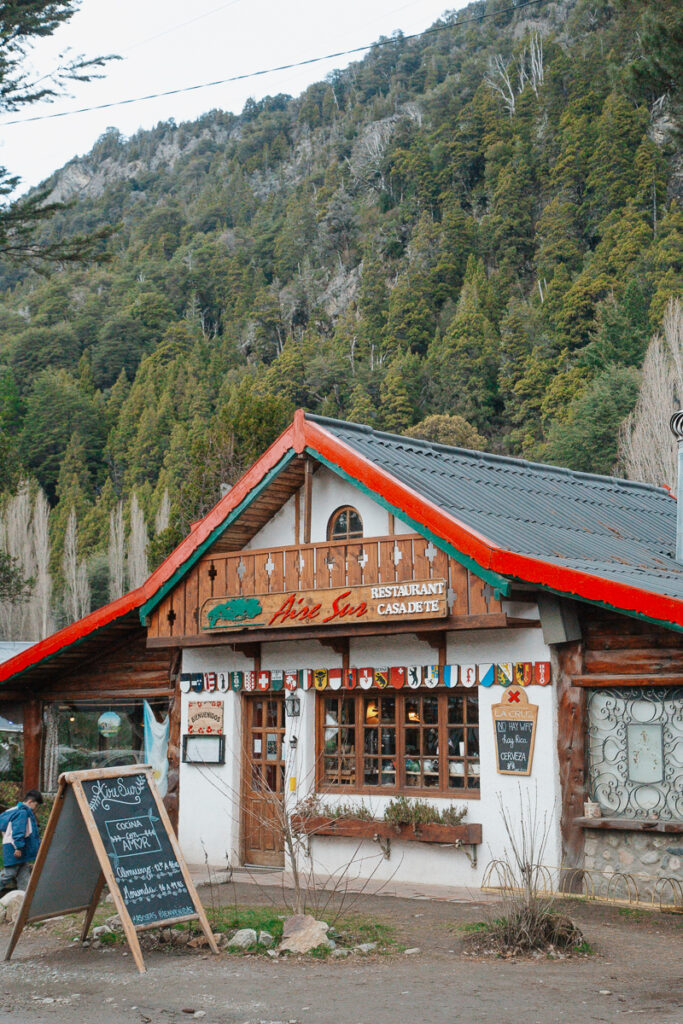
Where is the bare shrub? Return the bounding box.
[469,788,584,956]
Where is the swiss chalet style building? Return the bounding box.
[1,412,682,898]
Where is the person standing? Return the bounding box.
[0,790,43,895]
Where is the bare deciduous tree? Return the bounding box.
[618,298,683,488]
[485,54,516,117]
[63,508,90,623]
[0,482,54,640]
[486,33,544,115]
[30,489,53,640]
[127,492,149,589]
[108,501,126,601]
[155,488,171,535]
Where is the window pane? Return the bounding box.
[348,510,362,534]
[381,728,395,756]
[448,695,464,724]
[466,694,478,724]
[423,697,439,724]
[380,697,395,723]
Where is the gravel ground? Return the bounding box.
[0,881,681,1024]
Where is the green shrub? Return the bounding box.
[383,796,467,829]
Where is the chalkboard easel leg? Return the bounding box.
[80,871,106,943]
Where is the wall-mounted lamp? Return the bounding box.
[288,735,298,748]
[285,692,301,718]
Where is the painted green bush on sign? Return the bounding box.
[207,597,263,627]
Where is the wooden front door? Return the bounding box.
[242,695,286,866]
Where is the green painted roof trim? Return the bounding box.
[306,446,512,598]
[138,449,298,624]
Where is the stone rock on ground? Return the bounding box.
[279,914,331,954]
[0,890,24,923]
[104,914,123,932]
[354,942,378,954]
[258,930,274,948]
[227,928,257,949]
[0,902,6,924]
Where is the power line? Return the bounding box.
[1,0,547,128]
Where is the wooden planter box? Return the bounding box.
[291,814,482,846]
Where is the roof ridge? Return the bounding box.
[305,413,672,498]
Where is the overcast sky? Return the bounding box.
[2,0,466,194]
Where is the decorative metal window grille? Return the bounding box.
[587,687,683,821]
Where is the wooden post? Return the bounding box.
[556,640,587,891]
[303,459,312,545]
[165,683,182,833]
[80,872,106,942]
[22,699,42,792]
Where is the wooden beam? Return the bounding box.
[572,674,683,687]
[415,631,443,651]
[575,816,683,835]
[303,459,313,545]
[230,642,261,661]
[23,699,41,791]
[556,641,586,893]
[147,612,513,649]
[317,637,349,657]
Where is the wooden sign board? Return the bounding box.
[200,579,448,633]
[5,765,218,973]
[492,687,538,776]
[187,699,224,734]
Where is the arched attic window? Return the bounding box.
[327,506,363,541]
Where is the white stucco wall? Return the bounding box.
[300,624,558,889]
[178,473,560,889]
[245,466,395,549]
[177,623,559,890]
[179,646,249,868]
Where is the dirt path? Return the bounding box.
[0,882,681,1024]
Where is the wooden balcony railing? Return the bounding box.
[148,533,503,640]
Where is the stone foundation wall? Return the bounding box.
[583,828,683,905]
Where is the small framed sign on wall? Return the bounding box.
[182,734,226,765]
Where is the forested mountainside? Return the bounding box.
[0,0,681,634]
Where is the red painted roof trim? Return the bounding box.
[303,417,683,629]
[0,420,299,685]
[2,409,681,686]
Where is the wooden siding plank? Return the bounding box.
[413,536,429,579]
[379,540,395,583]
[449,560,469,616]
[284,549,300,591]
[254,552,270,595]
[184,567,199,634]
[396,538,412,582]
[300,548,314,590]
[346,543,363,586]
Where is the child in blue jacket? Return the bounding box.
[0,790,42,894]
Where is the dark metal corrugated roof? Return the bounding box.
[307,415,683,602]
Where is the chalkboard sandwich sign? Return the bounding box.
[5,765,218,973]
[492,687,538,776]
